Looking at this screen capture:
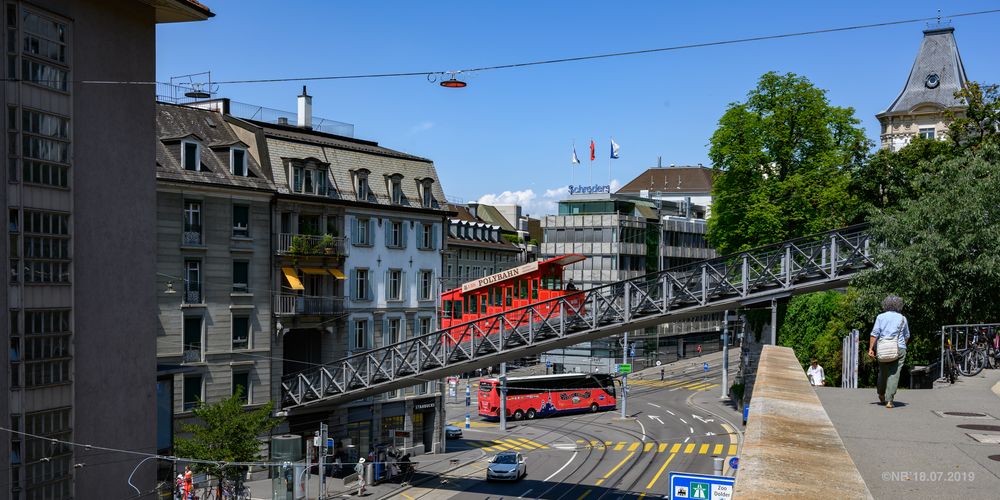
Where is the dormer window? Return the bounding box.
[291,162,328,196]
[420,179,434,208]
[230,147,247,176]
[182,141,200,171]
[391,178,403,204]
[356,170,371,201]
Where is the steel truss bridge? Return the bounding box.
[282,224,873,413]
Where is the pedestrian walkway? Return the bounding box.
[817,367,1000,500]
[457,437,737,455]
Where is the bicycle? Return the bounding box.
[942,338,960,383]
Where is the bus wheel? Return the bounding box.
[590,403,599,413]
[526,409,536,420]
[513,410,524,420]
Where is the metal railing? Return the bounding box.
[276,233,346,256]
[281,224,874,411]
[939,323,1000,379]
[274,295,346,316]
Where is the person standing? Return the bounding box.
[354,457,367,496]
[182,466,193,500]
[868,295,911,408]
[806,358,825,386]
[660,367,665,381]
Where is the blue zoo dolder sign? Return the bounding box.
[669,472,735,500]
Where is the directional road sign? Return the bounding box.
[618,363,632,374]
[669,472,735,500]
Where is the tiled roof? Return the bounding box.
[445,204,480,223]
[475,204,517,232]
[156,102,275,192]
[617,166,714,195]
[447,237,520,252]
[880,27,968,115]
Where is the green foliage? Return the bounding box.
[707,72,871,255]
[947,81,1000,149]
[502,233,523,244]
[289,234,309,254]
[174,388,282,482]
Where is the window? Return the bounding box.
[356,170,370,201]
[232,315,249,350]
[183,374,202,411]
[390,176,403,204]
[231,260,249,292]
[385,317,401,345]
[419,223,434,250]
[418,317,432,336]
[22,11,66,64]
[352,217,372,246]
[24,406,71,498]
[20,109,69,190]
[183,200,202,245]
[182,141,200,171]
[386,269,403,301]
[182,316,202,362]
[184,260,201,303]
[21,210,69,284]
[232,204,249,237]
[22,310,71,388]
[421,179,434,208]
[291,164,328,195]
[232,370,250,404]
[419,270,433,301]
[353,319,369,349]
[386,220,404,248]
[353,268,370,300]
[919,127,935,140]
[230,148,247,176]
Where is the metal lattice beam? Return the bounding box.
[281,224,873,413]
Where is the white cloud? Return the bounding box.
[477,178,624,216]
[407,121,435,135]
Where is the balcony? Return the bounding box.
[181,346,202,363]
[276,233,346,257]
[183,230,203,246]
[275,294,345,316]
[184,283,202,304]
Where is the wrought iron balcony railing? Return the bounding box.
[276,233,346,256]
[274,294,346,316]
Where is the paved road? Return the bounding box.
[401,354,739,499]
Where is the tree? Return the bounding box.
[707,72,871,255]
[947,81,1000,149]
[174,388,283,488]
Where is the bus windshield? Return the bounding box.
[479,381,495,393]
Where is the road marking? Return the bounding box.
[679,418,688,425]
[648,415,664,425]
[698,444,710,454]
[614,442,626,451]
[644,442,655,452]
[646,452,677,489]
[721,423,734,435]
[683,437,690,443]
[689,427,694,434]
[601,451,636,480]
[729,444,738,455]
[590,440,601,448]
[684,443,696,454]
[658,443,669,453]
[669,387,681,391]
[516,437,546,449]
[692,414,714,424]
[637,419,646,441]
[638,493,647,498]
[544,451,577,481]
[553,443,577,451]
[648,402,661,408]
[576,439,586,444]
[605,441,613,447]
[596,479,604,485]
[518,489,533,499]
[628,442,640,452]
[670,443,681,453]
[402,494,415,500]
[665,410,675,416]
[713,444,724,455]
[577,489,592,500]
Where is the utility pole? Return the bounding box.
[621,331,629,419]
[318,422,328,494]
[770,298,778,345]
[499,361,508,432]
[722,310,729,399]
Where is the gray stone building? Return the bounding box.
[154,102,276,449]
[441,204,521,291]
[1,1,212,499]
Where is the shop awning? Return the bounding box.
[301,268,328,275]
[328,269,346,280]
[281,267,304,290]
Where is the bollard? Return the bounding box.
[713,456,724,476]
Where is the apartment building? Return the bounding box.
[441,204,520,291]
[154,102,275,451]
[1,1,212,499]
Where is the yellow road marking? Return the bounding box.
[627,442,640,452]
[590,440,601,448]
[658,443,669,453]
[644,442,655,452]
[605,441,613,447]
[402,494,415,500]
[638,494,647,499]
[721,423,734,435]
[515,438,545,449]
[577,489,592,500]
[602,451,636,479]
[576,439,586,444]
[490,441,514,451]
[713,444,724,455]
[684,443,696,454]
[670,443,681,453]
[613,442,626,451]
[595,479,604,486]
[646,452,677,489]
[729,444,738,455]
[698,444,710,454]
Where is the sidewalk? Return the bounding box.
[817,368,1000,499]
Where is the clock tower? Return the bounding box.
[877,26,968,150]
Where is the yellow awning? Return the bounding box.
[328,269,346,280]
[301,268,328,275]
[281,267,304,290]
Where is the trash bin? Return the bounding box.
[365,463,375,485]
[909,365,933,389]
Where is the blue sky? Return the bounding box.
[156,1,1000,215]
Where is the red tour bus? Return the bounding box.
[478,373,617,420]
[439,254,587,343]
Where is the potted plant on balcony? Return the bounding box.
[319,234,337,255]
[289,234,309,255]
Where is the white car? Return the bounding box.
[445,425,463,439]
[486,451,526,481]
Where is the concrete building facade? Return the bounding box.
[441,204,521,291]
[1,1,211,499]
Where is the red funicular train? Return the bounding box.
[439,254,586,343]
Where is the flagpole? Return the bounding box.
[589,137,593,185]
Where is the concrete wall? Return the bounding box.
[734,345,872,499]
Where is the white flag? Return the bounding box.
[572,146,580,164]
[610,138,620,159]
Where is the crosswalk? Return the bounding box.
[461,438,738,456]
[626,379,719,391]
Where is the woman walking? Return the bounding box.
[868,295,911,408]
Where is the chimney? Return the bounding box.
[297,85,312,129]
[657,156,662,168]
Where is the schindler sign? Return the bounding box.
[460,261,539,293]
[569,184,611,195]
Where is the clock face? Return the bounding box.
[925,73,940,89]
